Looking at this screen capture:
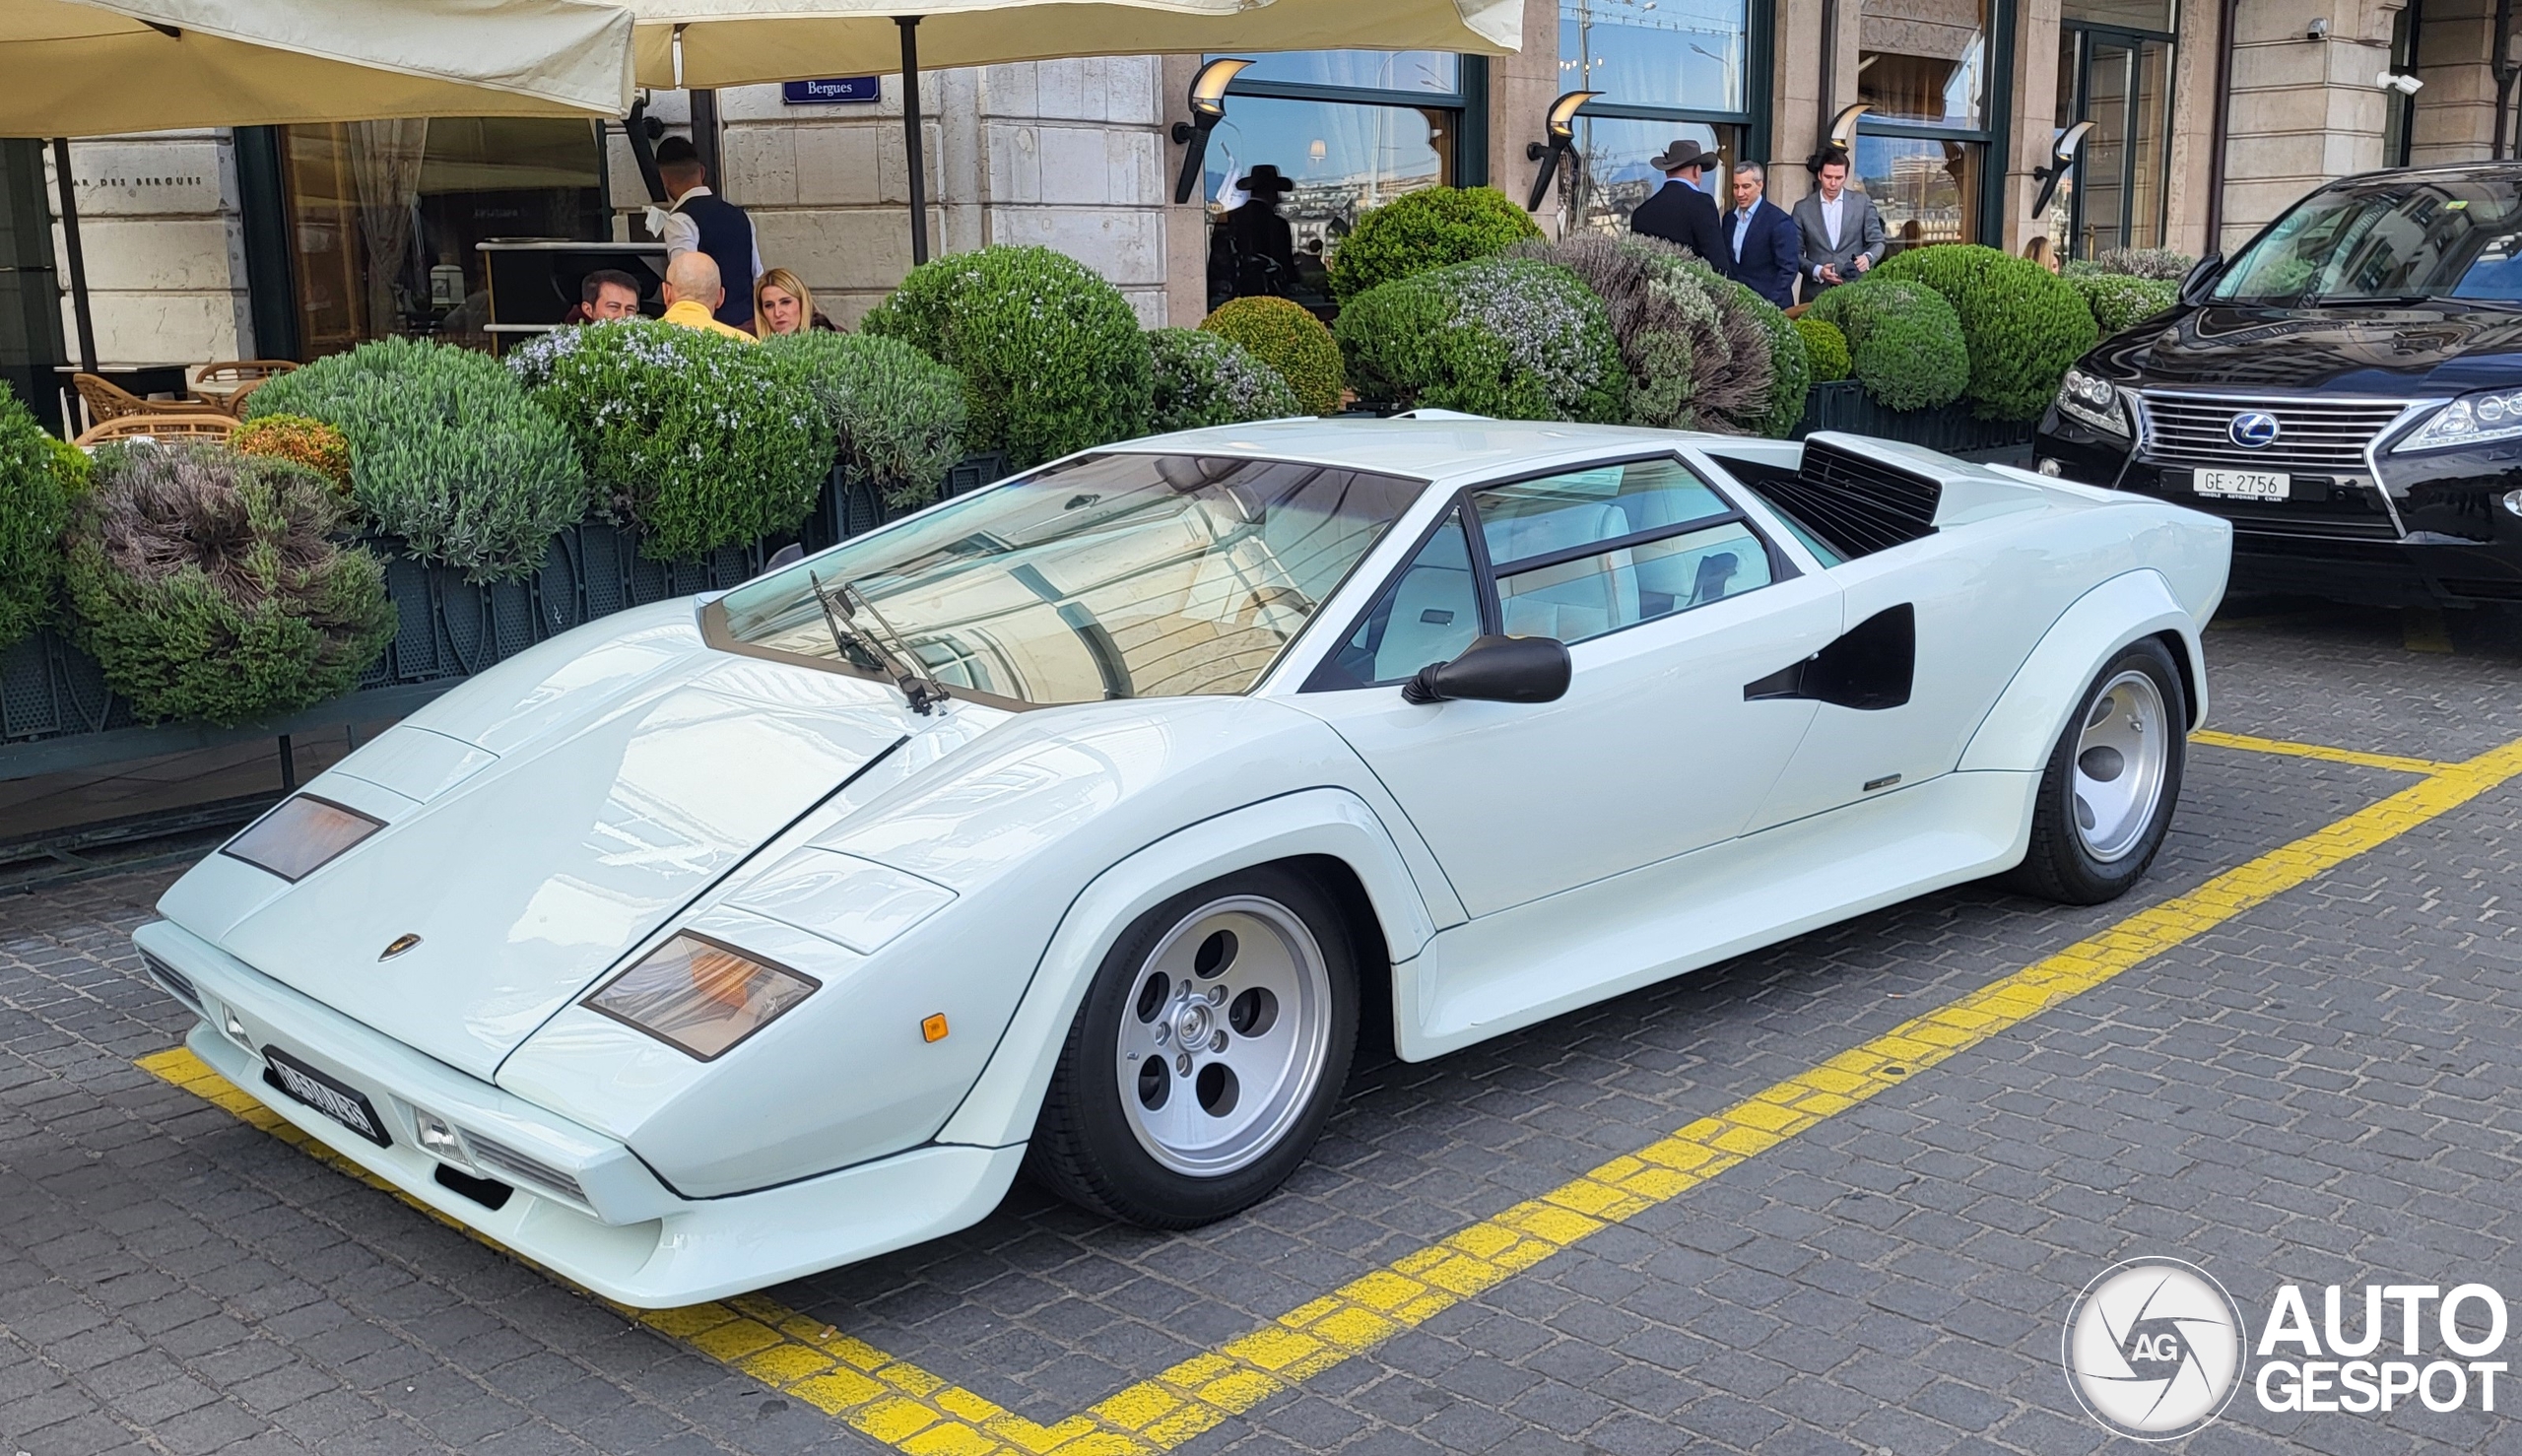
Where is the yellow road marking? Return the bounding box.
[2189,729,2456,776]
[140,734,2522,1456]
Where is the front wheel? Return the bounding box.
[2003,637,2187,904]
[1026,866,1359,1228]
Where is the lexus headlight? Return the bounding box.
[584,933,818,1060]
[221,795,384,882]
[2055,367,2129,436]
[2394,387,2522,453]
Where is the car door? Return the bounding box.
[1289,453,1844,919]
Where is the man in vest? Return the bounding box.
[651,136,762,332]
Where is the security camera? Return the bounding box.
[2378,70,2425,95]
[2305,16,2330,38]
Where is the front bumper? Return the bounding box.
[135,919,1023,1307]
[2033,415,2522,607]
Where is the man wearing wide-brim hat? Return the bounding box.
[1627,138,1727,267]
[1224,165,1299,298]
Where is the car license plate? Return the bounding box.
[2195,469,2290,501]
[261,1045,391,1147]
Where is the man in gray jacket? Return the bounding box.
[1791,146,1887,301]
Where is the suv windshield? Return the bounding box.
[2213,176,2522,305]
[710,453,1424,706]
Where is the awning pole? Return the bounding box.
[49,139,98,373]
[896,16,928,265]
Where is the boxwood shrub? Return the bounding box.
[762,331,966,508]
[62,442,392,726]
[1200,297,1344,415]
[243,337,583,582]
[0,391,85,651]
[1336,257,1624,423]
[1508,233,1780,434]
[1794,315,1853,383]
[862,244,1152,467]
[1872,244,2097,421]
[1148,329,1303,432]
[511,320,833,559]
[1327,186,1543,304]
[2068,272,2181,336]
[1808,279,1970,413]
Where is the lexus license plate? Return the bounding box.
[262,1045,392,1147]
[2195,469,2290,501]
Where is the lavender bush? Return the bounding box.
[1335,257,1624,422]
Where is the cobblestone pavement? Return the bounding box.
[4,599,2519,1456]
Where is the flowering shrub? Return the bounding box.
[1148,329,1303,432]
[2066,246,2198,282]
[511,321,832,559]
[762,332,966,507]
[1795,315,1853,383]
[1335,257,1624,422]
[1510,233,1778,433]
[243,337,582,581]
[2067,272,2181,336]
[1327,186,1543,304]
[862,245,1152,466]
[62,442,391,726]
[1678,259,1809,438]
[1808,279,1969,412]
[1200,297,1343,415]
[0,392,84,651]
[1873,244,2097,421]
[232,414,353,497]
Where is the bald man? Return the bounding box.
[658,253,759,342]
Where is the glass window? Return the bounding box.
[1856,134,1982,254]
[1559,0,1751,112]
[1471,458,1730,566]
[2060,0,2173,29]
[1322,509,1483,688]
[281,118,604,357]
[1227,51,1460,93]
[1205,96,1454,312]
[715,454,1427,705]
[1560,118,1737,235]
[1498,522,1772,642]
[1858,0,1989,127]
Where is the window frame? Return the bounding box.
[2057,18,2178,258]
[1213,53,1490,188]
[1300,450,1798,692]
[1853,0,2017,246]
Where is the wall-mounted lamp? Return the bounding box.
[1171,58,1251,204]
[1524,90,1601,211]
[2030,119,2095,220]
[1826,102,1872,150]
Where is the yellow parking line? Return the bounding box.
[141,734,2522,1456]
[2189,729,2456,776]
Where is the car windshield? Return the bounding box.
[2212,177,2522,305]
[712,453,1425,706]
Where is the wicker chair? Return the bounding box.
[73,414,238,447]
[73,372,229,428]
[188,360,300,417]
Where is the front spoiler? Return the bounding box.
[138,920,1024,1307]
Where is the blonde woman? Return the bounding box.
[2023,235,2063,274]
[754,268,837,336]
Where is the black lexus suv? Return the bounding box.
[2034,163,2522,607]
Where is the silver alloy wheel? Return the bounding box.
[2072,669,2169,863]
[1112,894,1333,1177]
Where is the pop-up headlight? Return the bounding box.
[221,795,384,882]
[582,933,818,1061]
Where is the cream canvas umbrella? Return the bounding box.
[0,0,635,136]
[623,0,1520,260]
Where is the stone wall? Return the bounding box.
[2219,0,2406,253]
[2407,0,2502,165]
[47,131,251,371]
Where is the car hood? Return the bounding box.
[211,643,914,1081]
[2104,302,2522,393]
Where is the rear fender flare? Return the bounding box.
[1957,568,2207,775]
[933,788,1437,1150]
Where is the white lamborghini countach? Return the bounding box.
[135,419,2229,1305]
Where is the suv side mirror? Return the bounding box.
[1402,634,1572,705]
[2179,253,2223,305]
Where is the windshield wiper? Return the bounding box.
[806,570,949,715]
[2306,293,2434,307]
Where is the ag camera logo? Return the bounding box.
[2063,1257,2248,1440]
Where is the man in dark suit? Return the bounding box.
[1721,162,1802,308]
[1627,139,1726,265]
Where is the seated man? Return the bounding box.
[658,253,758,343]
[574,268,644,323]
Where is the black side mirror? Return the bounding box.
[2178,253,2223,305]
[1402,634,1572,705]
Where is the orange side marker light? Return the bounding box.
[921,1014,949,1043]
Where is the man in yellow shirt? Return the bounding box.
[658,253,758,342]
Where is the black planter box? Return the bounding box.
[1792,380,2035,454]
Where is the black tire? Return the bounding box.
[2002,637,2187,905]
[1026,864,1360,1228]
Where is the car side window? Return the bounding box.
[1473,458,1773,645]
[1313,509,1484,689]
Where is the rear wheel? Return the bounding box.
[1027,866,1358,1227]
[2004,638,2186,904]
